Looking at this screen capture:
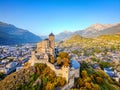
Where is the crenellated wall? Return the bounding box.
[29,51,79,84]
[29,52,70,82]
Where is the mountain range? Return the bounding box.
[0,21,41,45]
[55,22,120,41]
[0,21,120,45]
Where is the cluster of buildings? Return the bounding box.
[0,44,34,74]
[64,46,120,83]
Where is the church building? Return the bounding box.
[37,33,55,57]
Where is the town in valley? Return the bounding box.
[0,32,120,90]
[0,0,120,89]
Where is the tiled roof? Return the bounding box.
[49,33,54,36]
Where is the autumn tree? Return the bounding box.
[76,78,84,88]
[85,82,91,89]
[63,58,70,67]
[81,70,88,79]
[58,52,70,59]
[43,67,51,76]
[57,57,62,65]
[36,66,40,75]
[45,82,54,90]
[58,77,66,86]
[96,77,103,84]
[50,55,55,64]
[58,52,70,67]
[92,84,100,90]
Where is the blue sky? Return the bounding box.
[0,0,120,35]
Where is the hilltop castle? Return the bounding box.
[37,33,55,57]
[29,33,80,85]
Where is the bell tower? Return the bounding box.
[49,33,55,56]
[49,33,55,49]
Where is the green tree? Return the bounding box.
[0,72,5,80]
[99,62,111,69]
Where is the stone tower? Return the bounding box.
[61,66,70,83]
[29,51,37,66]
[49,33,55,55]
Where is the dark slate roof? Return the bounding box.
[49,33,54,36]
[70,60,80,69]
[44,38,49,41]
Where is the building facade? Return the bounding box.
[37,33,55,56]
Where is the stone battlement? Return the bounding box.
[29,54,70,82]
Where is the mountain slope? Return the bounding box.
[55,22,120,41]
[55,31,73,41]
[62,34,93,46]
[78,23,120,38]
[96,23,120,36]
[61,34,120,48]
[0,21,42,45]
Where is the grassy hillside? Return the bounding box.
[62,34,93,47]
[0,64,66,90]
[61,34,120,49]
[73,62,120,90]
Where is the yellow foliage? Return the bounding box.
[96,77,103,84]
[85,82,91,89]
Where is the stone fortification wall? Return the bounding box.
[29,52,79,83]
[34,60,69,82]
